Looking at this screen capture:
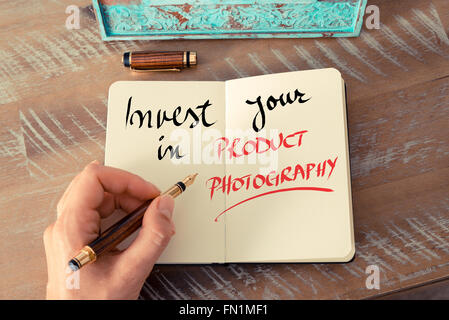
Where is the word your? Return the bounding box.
[365,265,380,290]
[216,130,307,160]
[179,304,213,318]
[125,97,216,130]
[246,89,310,132]
[65,5,80,30]
[207,156,338,200]
[365,5,380,30]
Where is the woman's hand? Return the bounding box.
[44,161,175,299]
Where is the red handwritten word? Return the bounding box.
[213,187,334,222]
[216,130,307,160]
[206,157,338,200]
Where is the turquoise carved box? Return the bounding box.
[92,0,368,41]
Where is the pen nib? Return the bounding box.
[183,173,198,187]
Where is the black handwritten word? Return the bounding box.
[125,97,216,129]
[158,135,184,160]
[124,96,217,161]
[246,89,311,132]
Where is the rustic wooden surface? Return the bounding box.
[0,0,448,299]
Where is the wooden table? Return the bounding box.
[0,0,448,299]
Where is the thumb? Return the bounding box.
[119,195,175,279]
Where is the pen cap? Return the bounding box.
[122,51,197,70]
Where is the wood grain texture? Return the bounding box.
[0,0,448,299]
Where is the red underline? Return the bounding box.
[214,187,334,222]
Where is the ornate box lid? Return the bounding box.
[92,0,368,41]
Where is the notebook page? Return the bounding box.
[105,81,226,263]
[223,69,354,262]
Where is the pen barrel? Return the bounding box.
[88,199,152,256]
[87,184,183,257]
[125,51,196,70]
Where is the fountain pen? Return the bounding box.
[68,173,198,271]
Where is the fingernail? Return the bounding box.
[90,160,100,165]
[158,195,174,220]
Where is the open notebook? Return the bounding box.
[105,68,355,263]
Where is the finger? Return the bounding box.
[117,195,175,279]
[64,162,160,214]
[96,192,116,218]
[118,195,150,213]
[97,193,153,217]
[57,161,99,217]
